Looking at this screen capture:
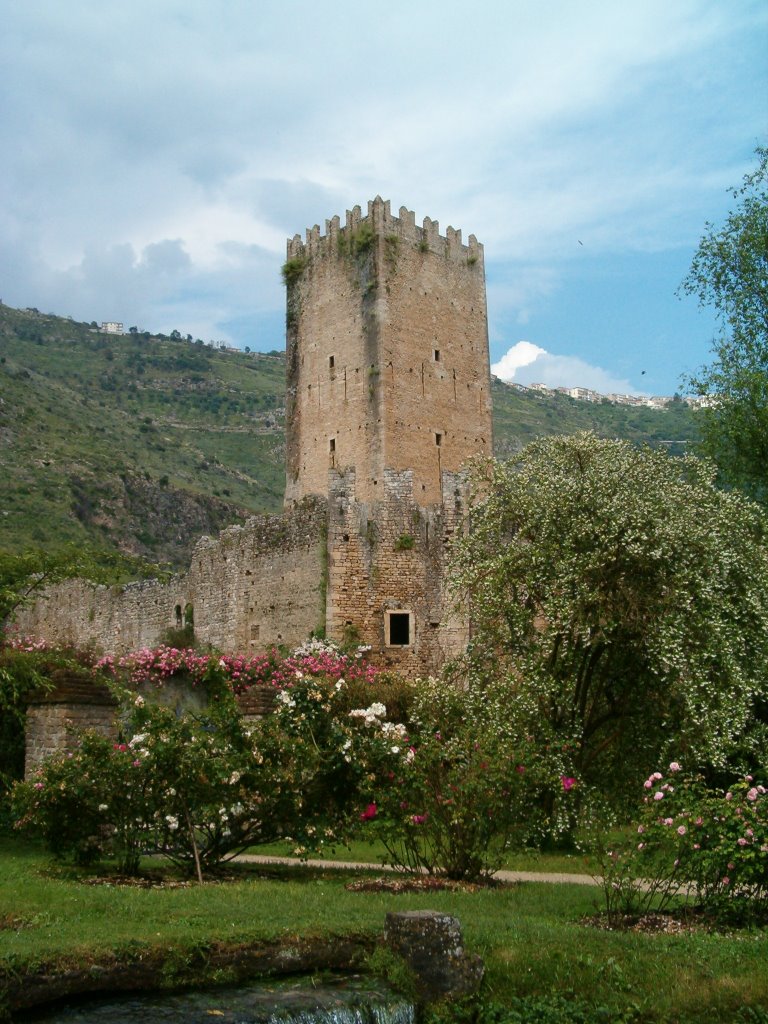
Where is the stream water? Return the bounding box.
[21,974,415,1024]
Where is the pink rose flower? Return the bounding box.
[360,803,377,821]
[560,776,576,792]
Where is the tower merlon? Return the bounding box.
[284,199,483,265]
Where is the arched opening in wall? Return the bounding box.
[385,610,413,648]
[184,603,194,628]
[175,604,183,628]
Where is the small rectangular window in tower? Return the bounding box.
[329,438,336,453]
[435,432,442,447]
[434,349,441,362]
[386,610,412,647]
[329,355,335,369]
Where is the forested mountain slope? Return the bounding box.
[0,304,699,568]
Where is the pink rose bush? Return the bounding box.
[13,665,287,875]
[11,638,583,882]
[591,762,767,923]
[96,636,379,693]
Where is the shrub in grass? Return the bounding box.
[353,677,577,881]
[13,664,278,875]
[12,663,380,876]
[13,730,157,873]
[588,763,767,924]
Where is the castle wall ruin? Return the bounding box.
[15,499,328,656]
[15,197,491,683]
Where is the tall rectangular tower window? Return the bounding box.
[435,432,442,447]
[329,355,335,369]
[329,438,336,453]
[386,610,412,647]
[433,349,441,361]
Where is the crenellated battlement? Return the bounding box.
[286,195,483,266]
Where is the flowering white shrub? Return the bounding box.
[451,434,768,799]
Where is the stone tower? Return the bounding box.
[284,198,493,672]
[284,197,492,508]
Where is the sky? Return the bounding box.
[1,1,766,397]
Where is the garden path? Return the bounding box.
[236,854,599,886]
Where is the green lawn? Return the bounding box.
[251,838,597,876]
[1,839,766,1022]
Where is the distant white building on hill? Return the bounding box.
[502,379,683,409]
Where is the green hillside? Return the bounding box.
[0,303,699,569]
[491,378,699,458]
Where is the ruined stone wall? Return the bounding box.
[14,499,328,656]
[189,498,327,652]
[24,676,117,777]
[16,197,489,682]
[285,198,492,508]
[326,468,469,676]
[12,577,179,654]
[24,681,280,777]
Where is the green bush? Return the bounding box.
[12,662,384,876]
[586,763,768,924]
[354,677,575,880]
[281,256,307,285]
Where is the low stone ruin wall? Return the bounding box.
[24,677,280,777]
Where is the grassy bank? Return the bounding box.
[1,839,766,1022]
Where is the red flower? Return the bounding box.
[560,776,576,792]
[359,802,377,821]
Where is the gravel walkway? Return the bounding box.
[236,854,600,887]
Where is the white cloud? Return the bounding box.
[491,341,547,380]
[492,342,644,396]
